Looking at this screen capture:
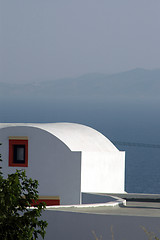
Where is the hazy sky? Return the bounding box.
[1,0,160,83]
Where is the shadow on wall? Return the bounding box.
[41,210,160,240]
[82,193,116,204]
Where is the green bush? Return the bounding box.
[0,144,48,240]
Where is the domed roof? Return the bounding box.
[0,122,118,152]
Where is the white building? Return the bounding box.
[0,122,125,205]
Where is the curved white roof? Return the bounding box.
[0,122,118,152]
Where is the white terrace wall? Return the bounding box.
[41,210,160,240]
[0,126,81,205]
[81,151,125,193]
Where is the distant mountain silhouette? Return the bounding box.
[1,68,160,100]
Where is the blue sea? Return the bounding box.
[1,97,160,194]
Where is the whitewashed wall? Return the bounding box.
[0,126,81,204]
[81,151,125,193]
[40,210,160,240]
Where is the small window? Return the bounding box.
[9,138,28,167]
[13,145,25,164]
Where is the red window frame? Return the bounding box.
[9,139,28,167]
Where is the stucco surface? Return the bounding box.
[0,126,81,204]
[0,123,118,152]
[41,210,160,240]
[81,151,125,193]
[0,122,125,197]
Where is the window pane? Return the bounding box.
[13,145,25,163]
[17,147,25,161]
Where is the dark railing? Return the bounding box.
[112,141,160,149]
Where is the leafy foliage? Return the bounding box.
[0,144,48,240]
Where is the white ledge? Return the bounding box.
[45,198,126,211]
